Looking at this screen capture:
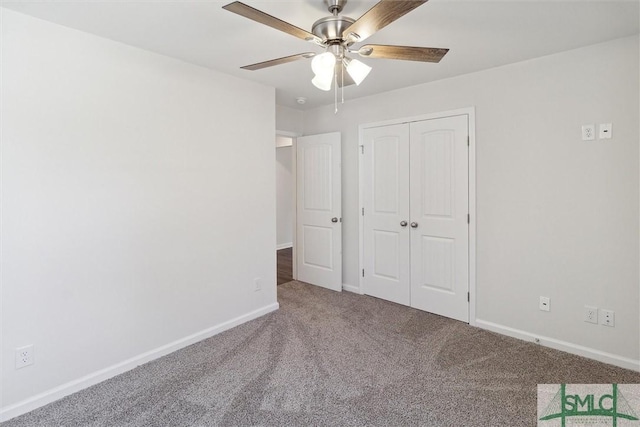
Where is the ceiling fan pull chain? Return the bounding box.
[334,66,338,114]
[341,64,345,104]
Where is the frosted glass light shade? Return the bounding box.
[311,52,336,76]
[311,52,336,91]
[312,73,333,91]
[345,58,371,86]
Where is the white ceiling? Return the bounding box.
[2,0,638,110]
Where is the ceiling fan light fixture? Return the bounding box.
[311,51,336,76]
[312,73,333,91]
[311,51,336,91]
[344,57,371,86]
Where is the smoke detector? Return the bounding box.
[296,97,307,105]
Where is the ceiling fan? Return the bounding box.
[222,0,448,94]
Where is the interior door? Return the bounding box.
[296,132,342,291]
[362,124,411,305]
[409,115,469,322]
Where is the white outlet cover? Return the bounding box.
[599,309,615,327]
[582,124,595,141]
[584,305,598,324]
[15,345,34,369]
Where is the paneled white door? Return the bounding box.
[361,115,469,322]
[362,124,411,305]
[409,115,469,322]
[296,132,342,292]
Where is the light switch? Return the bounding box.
[599,123,612,139]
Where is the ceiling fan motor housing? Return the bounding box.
[312,15,355,44]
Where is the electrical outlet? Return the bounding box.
[15,345,34,369]
[600,309,615,327]
[254,278,261,292]
[584,305,598,324]
[582,124,595,141]
[539,296,550,312]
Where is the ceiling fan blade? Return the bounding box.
[223,2,321,44]
[241,53,316,71]
[342,0,427,43]
[358,44,448,62]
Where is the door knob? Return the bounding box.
[400,221,408,227]
[410,222,418,228]
[331,217,338,223]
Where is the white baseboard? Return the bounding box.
[0,303,280,423]
[342,283,363,294]
[276,243,292,250]
[475,319,640,372]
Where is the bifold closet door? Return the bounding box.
[362,124,411,305]
[409,115,469,322]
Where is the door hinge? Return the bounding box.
[467,214,470,224]
[360,145,364,154]
[362,207,364,216]
[467,292,470,302]
[467,136,470,146]
[362,269,365,277]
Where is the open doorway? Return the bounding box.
[275,131,343,290]
[276,133,295,285]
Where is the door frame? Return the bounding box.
[276,129,300,280]
[357,107,477,326]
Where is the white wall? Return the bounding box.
[1,9,277,417]
[276,147,293,249]
[276,105,303,135]
[303,36,640,365]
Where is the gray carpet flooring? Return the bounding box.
[3,280,639,426]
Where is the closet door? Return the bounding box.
[362,124,410,305]
[409,115,469,322]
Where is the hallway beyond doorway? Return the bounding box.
[277,247,293,285]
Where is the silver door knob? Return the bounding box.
[331,217,338,223]
[400,221,408,227]
[410,222,418,228]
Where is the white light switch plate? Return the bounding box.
[599,123,612,139]
[539,296,550,312]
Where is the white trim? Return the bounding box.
[358,107,477,324]
[342,283,363,294]
[275,130,300,138]
[475,319,640,372]
[0,303,280,423]
[467,108,477,327]
[275,130,298,263]
[359,107,479,131]
[291,136,298,281]
[358,127,365,295]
